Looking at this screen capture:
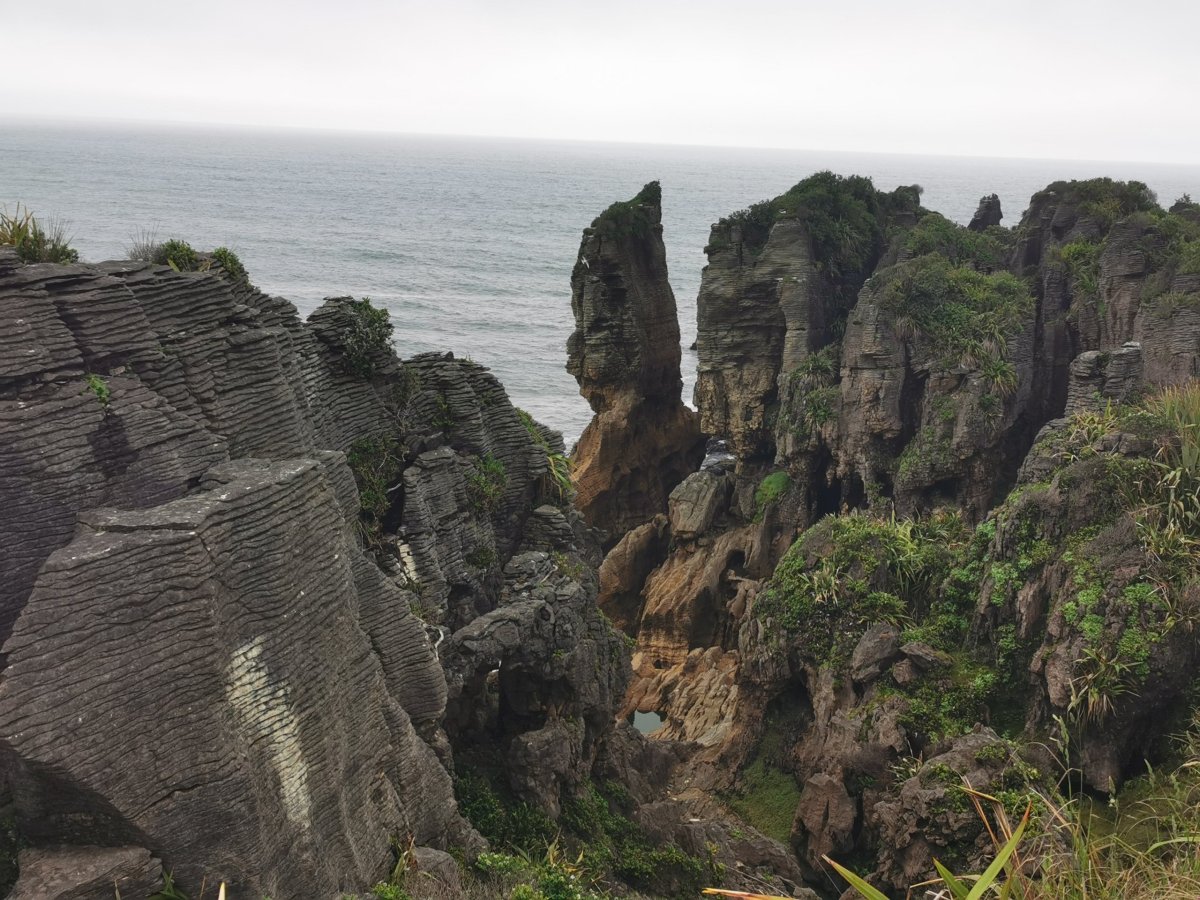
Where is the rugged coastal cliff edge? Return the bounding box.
[1,172,1199,900]
[0,239,805,900]
[573,176,1200,896]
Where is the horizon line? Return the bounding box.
[4,112,1198,171]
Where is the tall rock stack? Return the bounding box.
[567,182,703,541]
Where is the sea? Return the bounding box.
[4,121,1199,445]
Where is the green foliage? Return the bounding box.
[156,238,199,271]
[715,172,918,291]
[876,252,1034,368]
[723,757,801,844]
[456,772,557,856]
[1032,178,1160,231]
[346,435,403,548]
[904,212,1012,270]
[757,510,971,664]
[1059,238,1102,298]
[370,884,413,900]
[590,181,661,241]
[467,454,507,514]
[149,872,192,900]
[210,246,247,281]
[517,408,573,503]
[85,373,111,408]
[0,204,79,263]
[338,297,394,377]
[754,471,791,518]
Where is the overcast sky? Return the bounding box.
[6,0,1198,163]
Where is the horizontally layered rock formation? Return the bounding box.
[0,248,626,897]
[567,182,703,541]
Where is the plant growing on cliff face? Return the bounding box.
[209,246,248,281]
[0,204,79,264]
[516,407,573,503]
[753,471,791,519]
[590,181,661,241]
[85,373,111,408]
[338,296,394,377]
[347,435,403,547]
[877,253,1033,370]
[467,454,507,514]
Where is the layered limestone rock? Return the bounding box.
[0,250,619,897]
[567,182,703,540]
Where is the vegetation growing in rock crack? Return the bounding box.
[517,407,573,503]
[347,435,403,548]
[85,373,111,408]
[467,453,507,513]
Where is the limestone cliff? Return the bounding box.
[586,176,1200,896]
[0,247,624,898]
[567,182,704,542]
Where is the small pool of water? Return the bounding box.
[632,710,664,735]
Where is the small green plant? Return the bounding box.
[516,408,574,502]
[210,246,247,281]
[754,471,791,518]
[467,454,507,514]
[0,204,79,263]
[85,373,110,408]
[156,238,199,272]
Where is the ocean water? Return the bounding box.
[4,121,1199,445]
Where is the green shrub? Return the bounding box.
[0,205,79,264]
[715,172,919,288]
[876,253,1033,368]
[85,374,111,408]
[339,297,394,377]
[210,246,247,281]
[591,181,661,241]
[155,238,199,271]
[904,212,1012,271]
[346,435,403,547]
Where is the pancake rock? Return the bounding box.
[567,182,703,541]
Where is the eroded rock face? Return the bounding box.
[596,177,1200,894]
[567,182,703,540]
[0,253,621,897]
[968,193,1003,231]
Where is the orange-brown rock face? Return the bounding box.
[566,182,704,541]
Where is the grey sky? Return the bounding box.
[7,0,1199,162]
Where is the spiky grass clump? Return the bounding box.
[0,204,79,264]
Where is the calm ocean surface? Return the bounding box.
[4,121,1199,444]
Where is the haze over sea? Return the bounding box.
[4,121,1200,444]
